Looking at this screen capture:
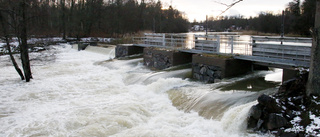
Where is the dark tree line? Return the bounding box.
[0,0,189,39]
[201,0,316,36]
[0,0,188,82]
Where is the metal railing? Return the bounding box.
[251,36,312,67]
[194,35,220,53]
[132,33,312,67]
[132,33,190,49]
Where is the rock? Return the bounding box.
[193,73,200,80]
[257,119,264,129]
[206,69,215,77]
[203,76,211,83]
[278,79,296,93]
[208,65,220,70]
[258,94,282,113]
[277,130,299,137]
[247,74,316,136]
[214,79,221,83]
[247,105,263,130]
[247,117,258,130]
[193,64,200,74]
[115,46,128,58]
[214,71,222,78]
[249,104,262,120]
[267,113,288,130]
[191,64,223,83]
[200,66,207,75]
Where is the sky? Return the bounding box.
[159,0,299,22]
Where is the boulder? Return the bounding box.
[258,94,282,113]
[267,113,288,130]
[249,104,262,120]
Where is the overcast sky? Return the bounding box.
[159,0,300,22]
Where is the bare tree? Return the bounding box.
[19,0,32,82]
[307,0,320,96]
[0,12,25,80]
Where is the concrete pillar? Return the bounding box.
[143,47,193,70]
[282,69,299,83]
[192,54,252,83]
[115,44,144,58]
[78,42,89,51]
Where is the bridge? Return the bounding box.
[114,33,312,83]
[132,33,312,69]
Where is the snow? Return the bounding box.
[80,37,114,43]
[286,112,320,136]
[0,37,114,55]
[285,116,304,133]
[27,37,64,44]
[306,113,320,136]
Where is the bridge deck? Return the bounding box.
[132,33,312,69]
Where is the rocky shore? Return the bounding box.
[247,73,320,136]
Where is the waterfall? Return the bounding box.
[0,44,278,137]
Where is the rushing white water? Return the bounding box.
[0,44,277,137]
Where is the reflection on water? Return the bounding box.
[219,76,280,92]
[175,32,252,55]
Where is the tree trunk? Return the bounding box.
[61,0,66,39]
[0,12,25,80]
[307,0,320,96]
[6,36,25,81]
[20,0,32,82]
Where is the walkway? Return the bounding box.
[132,33,312,69]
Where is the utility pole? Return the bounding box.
[206,15,208,36]
[281,10,285,45]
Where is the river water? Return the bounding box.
[0,44,281,137]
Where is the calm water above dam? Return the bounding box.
[0,44,281,136]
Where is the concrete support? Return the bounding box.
[192,54,252,83]
[115,44,144,58]
[282,69,299,83]
[143,47,193,70]
[78,43,89,51]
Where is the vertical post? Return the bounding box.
[153,18,156,33]
[217,35,220,53]
[206,15,208,37]
[171,35,173,47]
[252,37,256,56]
[281,10,285,45]
[230,36,234,54]
[162,33,165,46]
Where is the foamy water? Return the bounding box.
[0,44,274,137]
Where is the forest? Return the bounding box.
[0,0,316,39]
[0,0,189,39]
[197,0,316,36]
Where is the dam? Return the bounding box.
[115,33,312,83]
[0,42,283,136]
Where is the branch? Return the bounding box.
[212,1,229,7]
[217,0,243,16]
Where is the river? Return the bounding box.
[0,44,281,136]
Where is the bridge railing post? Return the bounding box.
[217,36,220,53]
[230,36,234,55]
[162,33,166,47]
